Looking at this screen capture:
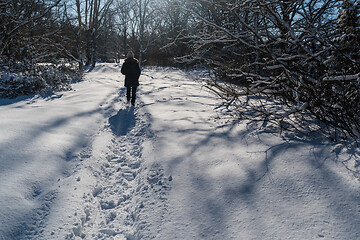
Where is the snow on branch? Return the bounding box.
[323,74,359,81]
[182,0,360,141]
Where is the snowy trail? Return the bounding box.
[0,63,359,240]
[140,69,360,239]
[0,64,126,239]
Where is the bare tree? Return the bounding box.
[115,0,136,59]
[0,0,62,62]
[134,0,154,66]
[79,0,114,68]
[75,0,84,70]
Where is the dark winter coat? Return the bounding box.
[121,58,141,87]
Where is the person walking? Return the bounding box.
[121,51,141,106]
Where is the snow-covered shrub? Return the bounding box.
[0,62,81,98]
[0,73,46,98]
[184,0,360,141]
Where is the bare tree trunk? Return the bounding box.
[76,0,84,70]
[136,0,152,68]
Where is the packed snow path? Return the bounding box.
[0,63,359,239]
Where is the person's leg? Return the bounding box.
[131,86,137,105]
[126,87,131,102]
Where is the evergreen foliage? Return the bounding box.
[328,0,360,74]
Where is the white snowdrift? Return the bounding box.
[0,63,359,240]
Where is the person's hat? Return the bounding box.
[127,51,134,59]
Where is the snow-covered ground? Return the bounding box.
[0,63,359,240]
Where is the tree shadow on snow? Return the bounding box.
[163,118,360,239]
[0,92,64,106]
[109,107,135,136]
[0,89,122,238]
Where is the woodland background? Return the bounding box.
[1,0,359,140]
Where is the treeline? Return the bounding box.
[0,0,191,68]
[0,0,190,97]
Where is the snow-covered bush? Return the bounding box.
[0,73,46,98]
[0,62,81,98]
[0,0,83,98]
[183,0,360,141]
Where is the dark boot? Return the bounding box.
[126,87,131,103]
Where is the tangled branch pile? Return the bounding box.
[183,0,360,141]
